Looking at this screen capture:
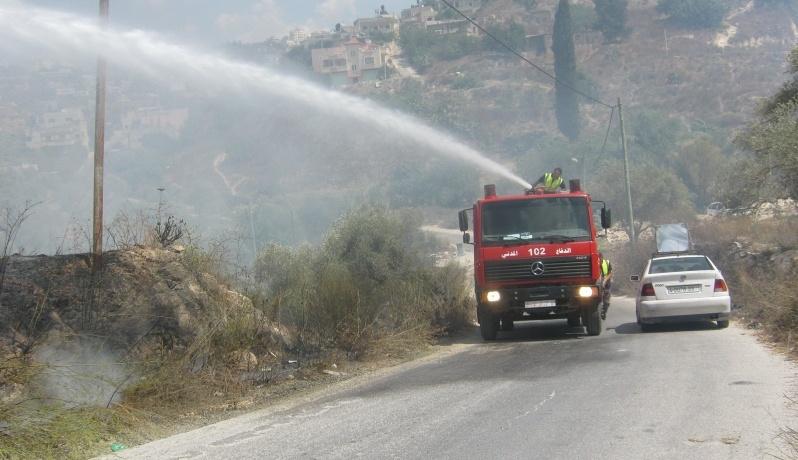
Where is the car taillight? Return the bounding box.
[641,283,655,297]
[714,279,728,292]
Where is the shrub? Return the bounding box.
[254,206,473,353]
[399,24,482,71]
[656,0,730,29]
[593,0,629,41]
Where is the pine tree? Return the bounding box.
[593,0,628,42]
[553,0,581,141]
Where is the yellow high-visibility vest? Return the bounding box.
[601,259,610,276]
[544,173,563,190]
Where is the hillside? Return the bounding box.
[357,0,797,141]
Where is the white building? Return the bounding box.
[26,108,89,150]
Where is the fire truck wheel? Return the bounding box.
[583,305,602,336]
[500,317,514,331]
[567,314,581,327]
[479,312,498,341]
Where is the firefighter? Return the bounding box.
[600,257,612,320]
[532,167,566,193]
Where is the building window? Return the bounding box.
[323,59,334,67]
[352,65,357,71]
[335,58,347,66]
[365,57,375,65]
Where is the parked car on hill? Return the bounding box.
[631,254,731,331]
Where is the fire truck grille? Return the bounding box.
[485,257,592,282]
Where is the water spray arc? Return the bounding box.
[0,5,533,191]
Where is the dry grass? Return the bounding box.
[692,216,798,250]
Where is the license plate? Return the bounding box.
[667,285,701,295]
[525,300,556,309]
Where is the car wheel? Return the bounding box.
[480,312,498,341]
[500,317,514,332]
[567,314,581,327]
[717,319,729,329]
[583,305,602,336]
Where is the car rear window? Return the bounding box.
[649,257,712,274]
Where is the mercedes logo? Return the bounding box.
[531,261,545,276]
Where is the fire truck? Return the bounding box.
[458,181,612,340]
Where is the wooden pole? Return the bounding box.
[92,0,109,269]
[617,97,636,243]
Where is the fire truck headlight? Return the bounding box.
[486,291,501,302]
[578,286,595,298]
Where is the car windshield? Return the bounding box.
[481,197,591,244]
[649,257,713,274]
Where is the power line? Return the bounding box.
[438,0,616,109]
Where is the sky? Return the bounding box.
[20,0,411,43]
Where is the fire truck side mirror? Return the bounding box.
[463,233,471,245]
[601,208,612,229]
[458,210,469,232]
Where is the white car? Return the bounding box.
[631,254,731,331]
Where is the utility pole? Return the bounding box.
[617,97,636,243]
[92,0,109,269]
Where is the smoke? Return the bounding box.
[33,336,130,407]
[0,4,529,187]
[0,3,532,255]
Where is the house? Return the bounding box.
[448,0,484,12]
[354,16,399,36]
[311,38,385,86]
[107,107,189,149]
[425,19,480,36]
[26,108,89,150]
[400,5,436,24]
[287,28,309,47]
[0,104,25,135]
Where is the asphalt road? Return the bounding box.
[104,297,796,460]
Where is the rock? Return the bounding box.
[754,198,798,220]
[322,370,342,376]
[0,421,10,436]
[771,249,798,274]
[228,350,258,371]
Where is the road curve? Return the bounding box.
[102,297,796,459]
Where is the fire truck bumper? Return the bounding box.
[478,284,600,320]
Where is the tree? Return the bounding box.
[734,46,798,200]
[671,137,726,207]
[484,21,527,53]
[656,0,730,29]
[553,0,581,141]
[629,110,685,158]
[590,160,695,235]
[593,0,628,42]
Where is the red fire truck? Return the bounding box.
[458,181,612,340]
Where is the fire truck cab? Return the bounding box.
[459,181,612,340]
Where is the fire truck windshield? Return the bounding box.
[481,197,591,244]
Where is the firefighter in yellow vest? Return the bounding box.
[600,257,612,319]
[533,167,566,193]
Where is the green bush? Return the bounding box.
[399,24,483,71]
[570,4,598,33]
[484,22,527,53]
[656,0,730,29]
[593,0,629,41]
[254,207,473,353]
